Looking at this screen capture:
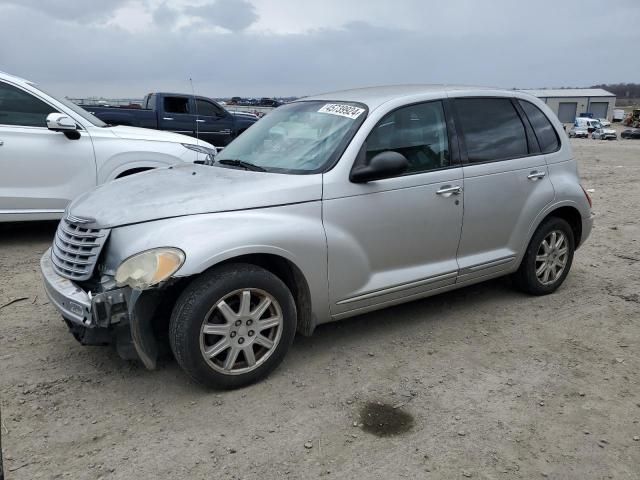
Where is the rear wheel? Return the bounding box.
[169,263,296,389]
[512,217,575,295]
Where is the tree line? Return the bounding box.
[591,83,640,98]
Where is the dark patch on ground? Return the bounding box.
[359,402,414,437]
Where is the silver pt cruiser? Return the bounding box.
[41,86,594,389]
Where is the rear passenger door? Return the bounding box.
[158,96,196,137]
[453,97,556,282]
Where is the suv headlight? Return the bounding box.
[115,248,185,289]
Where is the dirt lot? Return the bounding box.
[1,133,639,480]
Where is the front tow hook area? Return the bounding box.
[128,289,161,370]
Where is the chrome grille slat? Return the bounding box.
[53,243,95,265]
[59,222,107,238]
[51,218,110,281]
[53,237,98,257]
[50,254,90,276]
[56,236,101,248]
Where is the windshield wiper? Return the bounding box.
[217,159,266,172]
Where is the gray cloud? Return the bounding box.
[153,2,180,28]
[1,0,130,22]
[184,0,259,32]
[0,1,638,99]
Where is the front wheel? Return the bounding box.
[169,264,297,389]
[512,217,575,295]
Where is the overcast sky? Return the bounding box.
[1,0,639,99]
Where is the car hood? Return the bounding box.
[67,164,322,229]
[600,128,616,134]
[109,125,215,149]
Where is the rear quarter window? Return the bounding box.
[518,100,560,153]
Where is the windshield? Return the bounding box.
[216,101,367,174]
[35,85,107,127]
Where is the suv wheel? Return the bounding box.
[169,263,296,389]
[512,217,575,295]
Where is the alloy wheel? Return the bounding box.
[199,288,283,375]
[535,230,569,285]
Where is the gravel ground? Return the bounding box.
[1,133,639,479]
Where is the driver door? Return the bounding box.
[0,80,96,220]
[323,100,464,317]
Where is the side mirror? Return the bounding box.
[46,113,77,132]
[350,150,409,183]
[47,113,81,140]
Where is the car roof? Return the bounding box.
[300,84,519,111]
[0,70,32,86]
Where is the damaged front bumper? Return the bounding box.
[40,249,160,369]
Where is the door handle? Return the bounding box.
[436,185,462,196]
[196,119,205,123]
[527,171,546,180]
[163,117,174,121]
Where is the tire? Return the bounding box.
[512,217,575,296]
[169,263,297,389]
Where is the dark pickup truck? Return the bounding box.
[82,92,259,147]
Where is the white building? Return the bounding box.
[520,88,616,123]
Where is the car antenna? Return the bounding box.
[190,77,199,145]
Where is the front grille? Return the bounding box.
[51,219,110,281]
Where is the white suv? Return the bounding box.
[0,71,217,222]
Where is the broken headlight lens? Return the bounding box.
[115,248,185,289]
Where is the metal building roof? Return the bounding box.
[520,88,615,98]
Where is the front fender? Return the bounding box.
[105,202,330,323]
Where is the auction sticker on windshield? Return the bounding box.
[318,104,365,120]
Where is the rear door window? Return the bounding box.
[164,96,190,114]
[455,98,528,163]
[519,100,560,153]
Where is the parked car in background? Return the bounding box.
[621,128,640,139]
[597,118,611,127]
[41,85,593,389]
[0,71,216,222]
[568,126,589,138]
[574,117,600,133]
[613,109,625,122]
[82,92,258,147]
[259,98,281,107]
[592,127,617,140]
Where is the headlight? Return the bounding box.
[182,143,217,156]
[115,248,185,289]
